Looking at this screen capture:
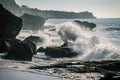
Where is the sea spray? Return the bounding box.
[17,20,120,60]
[58,21,120,60]
[17,29,63,49]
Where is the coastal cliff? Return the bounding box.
[0,0,96,19]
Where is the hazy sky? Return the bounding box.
[15,0,120,18]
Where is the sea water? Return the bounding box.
[18,18,120,61]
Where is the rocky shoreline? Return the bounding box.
[0,2,120,80]
[29,59,120,80]
[0,58,120,80]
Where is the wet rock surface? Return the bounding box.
[0,4,37,61]
[0,4,22,39]
[74,20,96,30]
[37,46,79,58]
[30,60,120,80]
[44,47,78,58]
[1,38,36,61]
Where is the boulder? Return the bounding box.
[0,4,22,39]
[1,38,36,61]
[37,41,77,58]
[21,14,45,30]
[44,47,78,58]
[73,20,96,30]
[0,38,21,53]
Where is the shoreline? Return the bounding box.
[0,58,120,80]
[0,68,61,80]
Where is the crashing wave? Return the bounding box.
[57,21,120,60]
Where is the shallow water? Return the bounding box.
[0,68,61,80]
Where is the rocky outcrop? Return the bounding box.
[21,14,45,30]
[0,0,22,16]
[0,4,36,61]
[37,46,78,58]
[74,20,96,30]
[1,38,36,61]
[37,40,78,58]
[0,4,22,39]
[22,6,96,19]
[30,60,120,80]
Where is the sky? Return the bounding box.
[15,0,120,18]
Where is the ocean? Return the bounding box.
[1,18,120,80]
[17,18,120,61]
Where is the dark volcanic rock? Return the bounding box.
[30,60,120,80]
[37,41,78,58]
[0,4,22,39]
[1,38,36,61]
[74,20,96,30]
[44,47,78,58]
[0,38,21,53]
[21,14,45,30]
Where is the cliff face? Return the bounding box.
[0,0,22,16]
[22,6,96,19]
[0,0,96,19]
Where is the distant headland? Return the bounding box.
[0,0,96,19]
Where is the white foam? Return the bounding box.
[58,22,120,60]
[17,21,120,60]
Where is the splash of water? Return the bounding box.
[17,21,120,60]
[58,22,120,60]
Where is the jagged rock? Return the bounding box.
[21,14,45,30]
[37,41,77,58]
[1,38,36,61]
[0,4,22,39]
[74,20,96,30]
[44,47,78,58]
